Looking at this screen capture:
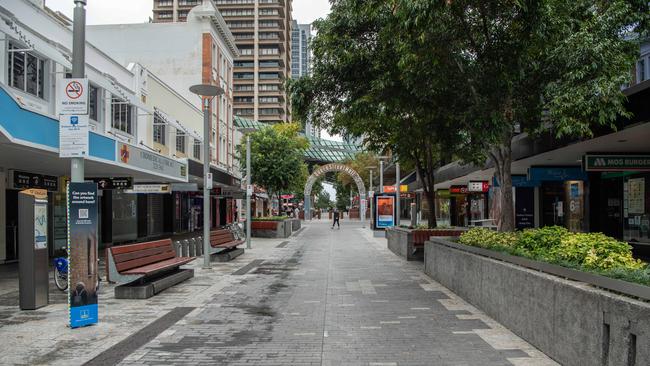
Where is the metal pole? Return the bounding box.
[203,98,211,269]
[71,0,86,182]
[245,135,251,249]
[395,162,400,227]
[369,170,373,229]
[379,161,384,193]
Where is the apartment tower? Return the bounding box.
[153,0,292,124]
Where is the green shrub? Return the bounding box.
[516,226,568,258]
[252,216,288,221]
[457,227,649,286]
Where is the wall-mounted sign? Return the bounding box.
[584,154,650,172]
[527,167,588,183]
[59,78,88,115]
[10,170,59,191]
[383,185,408,193]
[206,173,213,189]
[170,183,199,192]
[449,185,470,195]
[468,181,490,193]
[59,115,89,158]
[117,143,188,181]
[67,182,98,328]
[90,177,133,190]
[375,195,395,228]
[125,184,171,194]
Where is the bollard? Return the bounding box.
[173,241,181,256]
[181,240,189,257]
[192,238,201,256]
[190,239,197,257]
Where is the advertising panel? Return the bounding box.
[67,182,99,328]
[375,195,395,228]
[59,115,89,158]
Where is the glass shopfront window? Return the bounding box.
[624,173,650,244]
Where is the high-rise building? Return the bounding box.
[153,0,292,124]
[291,21,311,79]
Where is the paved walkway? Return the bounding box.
[0,220,557,365]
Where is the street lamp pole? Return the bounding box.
[245,135,251,249]
[189,84,224,269]
[71,0,86,183]
[379,160,384,193]
[395,162,400,227]
[369,169,373,229]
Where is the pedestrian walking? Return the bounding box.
[332,208,340,229]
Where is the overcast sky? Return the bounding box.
[44,0,331,25]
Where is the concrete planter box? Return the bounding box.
[386,228,467,261]
[424,238,650,366]
[289,218,301,232]
[251,220,292,238]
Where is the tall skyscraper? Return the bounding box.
[153,0,292,124]
[291,21,311,79]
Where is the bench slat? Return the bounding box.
[121,257,195,275]
[113,246,170,264]
[115,249,176,272]
[110,239,172,255]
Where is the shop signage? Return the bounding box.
[401,192,416,199]
[90,177,133,190]
[467,181,490,193]
[375,195,395,228]
[59,115,89,158]
[436,189,451,198]
[527,167,588,184]
[11,170,59,191]
[67,182,99,328]
[170,183,198,192]
[515,187,535,230]
[214,187,245,199]
[449,185,470,194]
[117,143,188,181]
[492,175,539,188]
[125,184,171,194]
[59,78,88,115]
[383,185,408,193]
[281,194,295,200]
[584,154,650,172]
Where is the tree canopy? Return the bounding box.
[291,0,648,231]
[237,123,309,202]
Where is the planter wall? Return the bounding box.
[251,220,292,238]
[387,228,467,261]
[424,238,650,366]
[289,218,301,232]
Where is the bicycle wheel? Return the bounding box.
[54,269,68,291]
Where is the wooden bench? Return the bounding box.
[207,228,245,262]
[106,239,196,299]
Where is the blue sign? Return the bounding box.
[528,167,588,185]
[375,195,395,228]
[67,182,99,328]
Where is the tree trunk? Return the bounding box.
[491,142,515,232]
[413,152,438,229]
[425,188,437,229]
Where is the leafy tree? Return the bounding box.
[334,179,352,211]
[290,0,468,228]
[338,152,380,190]
[237,123,309,206]
[315,191,333,210]
[413,0,648,231]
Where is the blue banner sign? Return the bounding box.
[67,182,99,328]
[527,167,588,185]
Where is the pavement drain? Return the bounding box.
[276,241,290,248]
[232,259,265,276]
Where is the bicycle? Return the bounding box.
[53,256,68,291]
[227,222,246,241]
[52,254,101,292]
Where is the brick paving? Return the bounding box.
[0,220,558,365]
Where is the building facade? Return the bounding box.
[290,20,310,79]
[0,0,202,261]
[152,0,292,124]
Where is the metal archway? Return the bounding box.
[304,163,367,227]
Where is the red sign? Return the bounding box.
[449,185,469,194]
[281,194,295,200]
[468,181,490,193]
[65,81,84,99]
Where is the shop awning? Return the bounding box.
[154,107,202,141]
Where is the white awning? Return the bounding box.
[93,73,151,114]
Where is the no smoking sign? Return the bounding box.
[59,78,88,115]
[65,81,84,100]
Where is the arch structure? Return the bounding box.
[304,163,367,227]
